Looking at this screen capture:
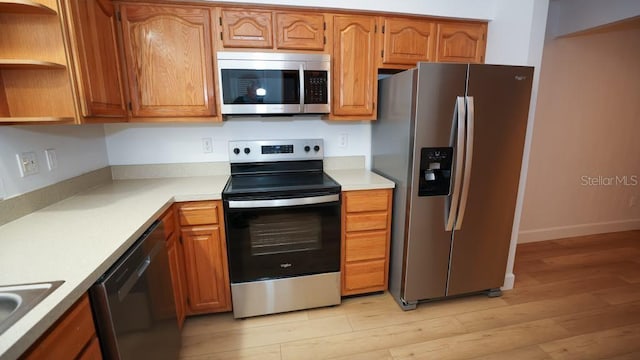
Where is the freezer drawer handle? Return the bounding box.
[446,96,466,231]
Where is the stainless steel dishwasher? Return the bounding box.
[90,221,180,359]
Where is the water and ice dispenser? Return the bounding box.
[418,147,453,196]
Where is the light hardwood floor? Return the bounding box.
[180,230,640,359]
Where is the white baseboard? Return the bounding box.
[518,219,640,243]
[502,272,515,291]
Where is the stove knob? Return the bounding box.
[233,147,240,155]
[244,147,251,154]
[314,145,320,152]
[304,146,311,152]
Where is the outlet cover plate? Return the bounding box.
[16,152,39,177]
[45,148,58,171]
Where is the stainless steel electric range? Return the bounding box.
[222,139,341,318]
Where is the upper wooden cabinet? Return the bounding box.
[0,0,78,124]
[119,4,218,118]
[218,9,327,52]
[435,22,487,63]
[379,17,436,69]
[274,12,325,51]
[331,15,377,120]
[219,8,273,49]
[64,0,127,122]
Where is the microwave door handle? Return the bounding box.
[299,64,305,113]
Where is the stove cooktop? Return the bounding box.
[223,171,340,197]
[223,139,340,198]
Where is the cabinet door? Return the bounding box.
[65,0,127,120]
[435,22,487,63]
[22,294,100,360]
[167,233,186,329]
[219,9,272,49]
[181,225,232,314]
[274,12,325,51]
[380,17,435,67]
[120,4,216,117]
[332,15,377,119]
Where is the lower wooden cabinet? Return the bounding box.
[161,206,187,329]
[21,293,101,360]
[341,189,392,296]
[177,201,232,314]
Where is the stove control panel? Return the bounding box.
[229,139,324,163]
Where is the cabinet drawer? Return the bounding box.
[345,190,389,213]
[161,206,176,238]
[344,260,386,291]
[345,231,387,262]
[346,213,387,232]
[178,201,219,226]
[23,294,96,360]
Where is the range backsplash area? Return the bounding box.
[103,117,371,166]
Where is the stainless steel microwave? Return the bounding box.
[216,52,330,115]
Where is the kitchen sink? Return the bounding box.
[0,281,64,335]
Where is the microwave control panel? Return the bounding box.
[304,71,328,104]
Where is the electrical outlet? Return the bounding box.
[630,194,638,208]
[339,134,348,148]
[45,148,58,171]
[16,152,39,177]
[202,137,213,153]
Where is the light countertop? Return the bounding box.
[0,176,227,359]
[325,168,395,191]
[0,168,394,359]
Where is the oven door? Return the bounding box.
[224,193,340,283]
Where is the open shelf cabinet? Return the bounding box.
[0,0,79,123]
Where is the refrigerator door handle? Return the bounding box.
[455,96,475,230]
[445,96,466,231]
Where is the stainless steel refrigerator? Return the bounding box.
[372,63,533,310]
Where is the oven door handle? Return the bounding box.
[227,194,339,208]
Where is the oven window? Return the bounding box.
[221,69,300,105]
[250,213,321,256]
[225,201,341,283]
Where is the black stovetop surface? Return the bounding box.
[223,170,340,198]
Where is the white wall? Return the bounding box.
[519,25,640,243]
[548,0,640,37]
[105,117,371,165]
[0,125,109,199]
[492,0,549,290]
